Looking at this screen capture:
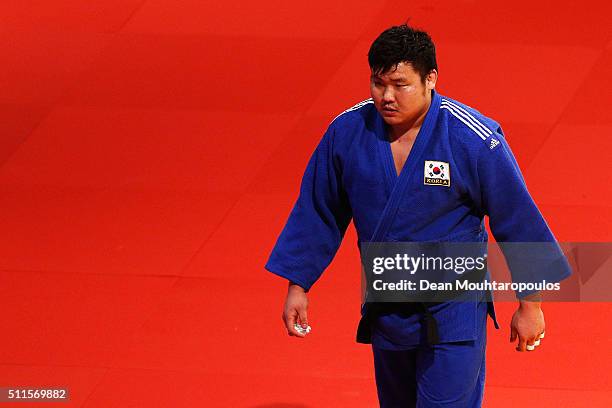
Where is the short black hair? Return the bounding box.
[368,24,438,82]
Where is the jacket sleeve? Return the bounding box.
[476,134,572,297]
[264,123,353,291]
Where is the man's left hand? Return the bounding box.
[510,292,545,352]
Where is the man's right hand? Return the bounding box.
[283,282,309,338]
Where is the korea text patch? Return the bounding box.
[424,160,450,187]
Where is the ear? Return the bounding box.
[426,70,438,90]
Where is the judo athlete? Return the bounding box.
[265,24,571,407]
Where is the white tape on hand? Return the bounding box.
[294,323,312,335]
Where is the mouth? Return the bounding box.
[382,107,398,116]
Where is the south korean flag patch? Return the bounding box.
[424,160,450,187]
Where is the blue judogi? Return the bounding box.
[265,90,571,406]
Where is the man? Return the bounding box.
[265,24,571,407]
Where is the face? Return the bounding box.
[370,62,437,131]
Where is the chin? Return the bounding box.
[382,116,402,125]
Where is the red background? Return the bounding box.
[0,1,610,406]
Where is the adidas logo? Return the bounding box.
[489,138,500,149]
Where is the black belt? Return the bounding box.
[356,262,486,346]
[356,301,441,346]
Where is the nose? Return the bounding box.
[382,86,395,103]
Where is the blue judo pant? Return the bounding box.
[372,301,488,408]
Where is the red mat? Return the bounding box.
[0,1,610,407]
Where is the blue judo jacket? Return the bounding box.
[265,90,571,349]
